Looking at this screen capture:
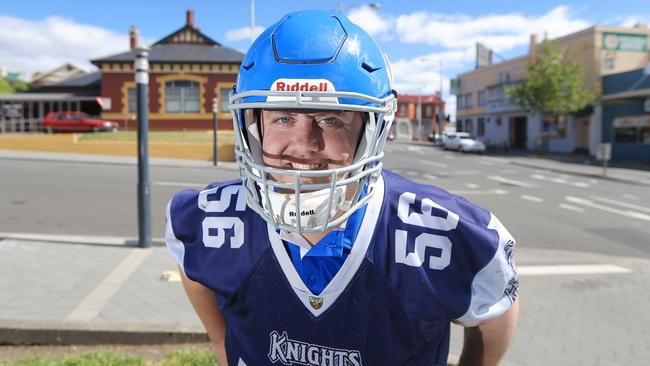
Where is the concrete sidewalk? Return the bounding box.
[1,237,649,365]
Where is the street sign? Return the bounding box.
[596,143,611,161]
[602,32,648,52]
[96,97,112,110]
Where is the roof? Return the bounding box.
[0,93,98,102]
[91,43,244,64]
[154,25,221,46]
[398,94,444,104]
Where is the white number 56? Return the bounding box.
[395,192,459,270]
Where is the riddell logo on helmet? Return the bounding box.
[271,79,335,92]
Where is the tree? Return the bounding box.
[506,40,596,127]
[0,77,15,94]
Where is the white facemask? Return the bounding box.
[262,184,351,231]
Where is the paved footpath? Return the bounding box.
[1,238,649,365]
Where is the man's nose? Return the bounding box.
[292,121,322,153]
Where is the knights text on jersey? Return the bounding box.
[165,170,518,366]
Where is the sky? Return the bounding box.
[1,0,650,119]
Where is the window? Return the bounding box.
[425,105,432,118]
[128,88,136,113]
[399,103,406,116]
[465,119,473,134]
[457,97,463,110]
[220,87,231,114]
[477,90,486,106]
[614,115,650,144]
[478,117,485,136]
[465,93,473,108]
[165,81,200,113]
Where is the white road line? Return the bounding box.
[488,175,538,188]
[418,160,447,168]
[65,248,153,322]
[589,195,650,214]
[0,232,164,245]
[450,189,508,195]
[518,264,632,276]
[444,155,455,159]
[405,170,418,176]
[558,203,585,213]
[423,174,438,181]
[521,194,543,203]
[622,194,638,200]
[480,161,494,166]
[531,174,590,188]
[464,183,479,189]
[565,196,650,221]
[154,181,205,188]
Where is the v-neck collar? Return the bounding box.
[267,174,385,317]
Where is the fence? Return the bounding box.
[0,118,44,134]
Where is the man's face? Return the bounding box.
[260,110,364,185]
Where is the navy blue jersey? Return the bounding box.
[165,170,518,366]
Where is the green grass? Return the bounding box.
[1,348,219,366]
[1,351,145,366]
[77,131,233,143]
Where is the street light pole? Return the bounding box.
[250,0,256,43]
[134,47,151,248]
[417,93,422,141]
[438,60,444,137]
[212,97,218,166]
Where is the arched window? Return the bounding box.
[165,81,199,113]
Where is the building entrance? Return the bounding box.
[509,116,527,149]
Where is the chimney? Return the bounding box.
[186,9,194,28]
[529,33,538,65]
[129,26,138,49]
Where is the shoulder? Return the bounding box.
[165,179,270,298]
[372,170,518,324]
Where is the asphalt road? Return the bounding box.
[2,142,649,259]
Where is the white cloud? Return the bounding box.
[347,5,393,41]
[390,49,472,95]
[394,6,590,53]
[0,14,137,79]
[224,26,265,42]
[618,15,650,27]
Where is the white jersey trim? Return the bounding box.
[267,174,385,317]
[455,213,518,327]
[165,199,186,274]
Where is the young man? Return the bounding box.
[165,10,518,366]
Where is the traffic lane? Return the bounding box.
[0,160,238,238]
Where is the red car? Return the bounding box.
[43,111,118,133]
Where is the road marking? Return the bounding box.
[518,264,632,276]
[488,175,538,188]
[418,160,447,168]
[464,183,479,189]
[154,181,205,188]
[444,155,455,159]
[405,170,418,176]
[589,195,650,214]
[622,194,638,200]
[531,174,590,188]
[521,194,543,203]
[423,174,438,181]
[0,232,164,246]
[452,170,480,176]
[565,196,650,221]
[558,203,585,213]
[65,248,153,322]
[450,189,508,195]
[480,161,494,166]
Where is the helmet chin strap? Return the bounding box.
[262,184,351,230]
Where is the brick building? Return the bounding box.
[91,9,244,130]
[393,94,445,140]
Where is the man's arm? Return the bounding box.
[457,298,519,366]
[180,268,229,366]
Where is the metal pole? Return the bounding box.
[417,94,422,141]
[212,97,219,166]
[438,60,444,139]
[135,47,151,248]
[251,0,256,43]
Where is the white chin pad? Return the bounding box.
[263,185,350,230]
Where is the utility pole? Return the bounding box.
[251,0,256,43]
[438,60,444,138]
[212,97,219,166]
[417,94,422,141]
[134,47,151,248]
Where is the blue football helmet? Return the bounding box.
[229,10,397,233]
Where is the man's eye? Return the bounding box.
[319,117,339,126]
[274,117,290,124]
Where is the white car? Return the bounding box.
[443,132,486,153]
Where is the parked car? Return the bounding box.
[442,132,486,153]
[43,112,118,133]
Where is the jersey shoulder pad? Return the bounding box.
[165,179,269,299]
[377,171,518,325]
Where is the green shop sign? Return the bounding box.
[602,32,648,52]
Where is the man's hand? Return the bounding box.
[457,299,519,366]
